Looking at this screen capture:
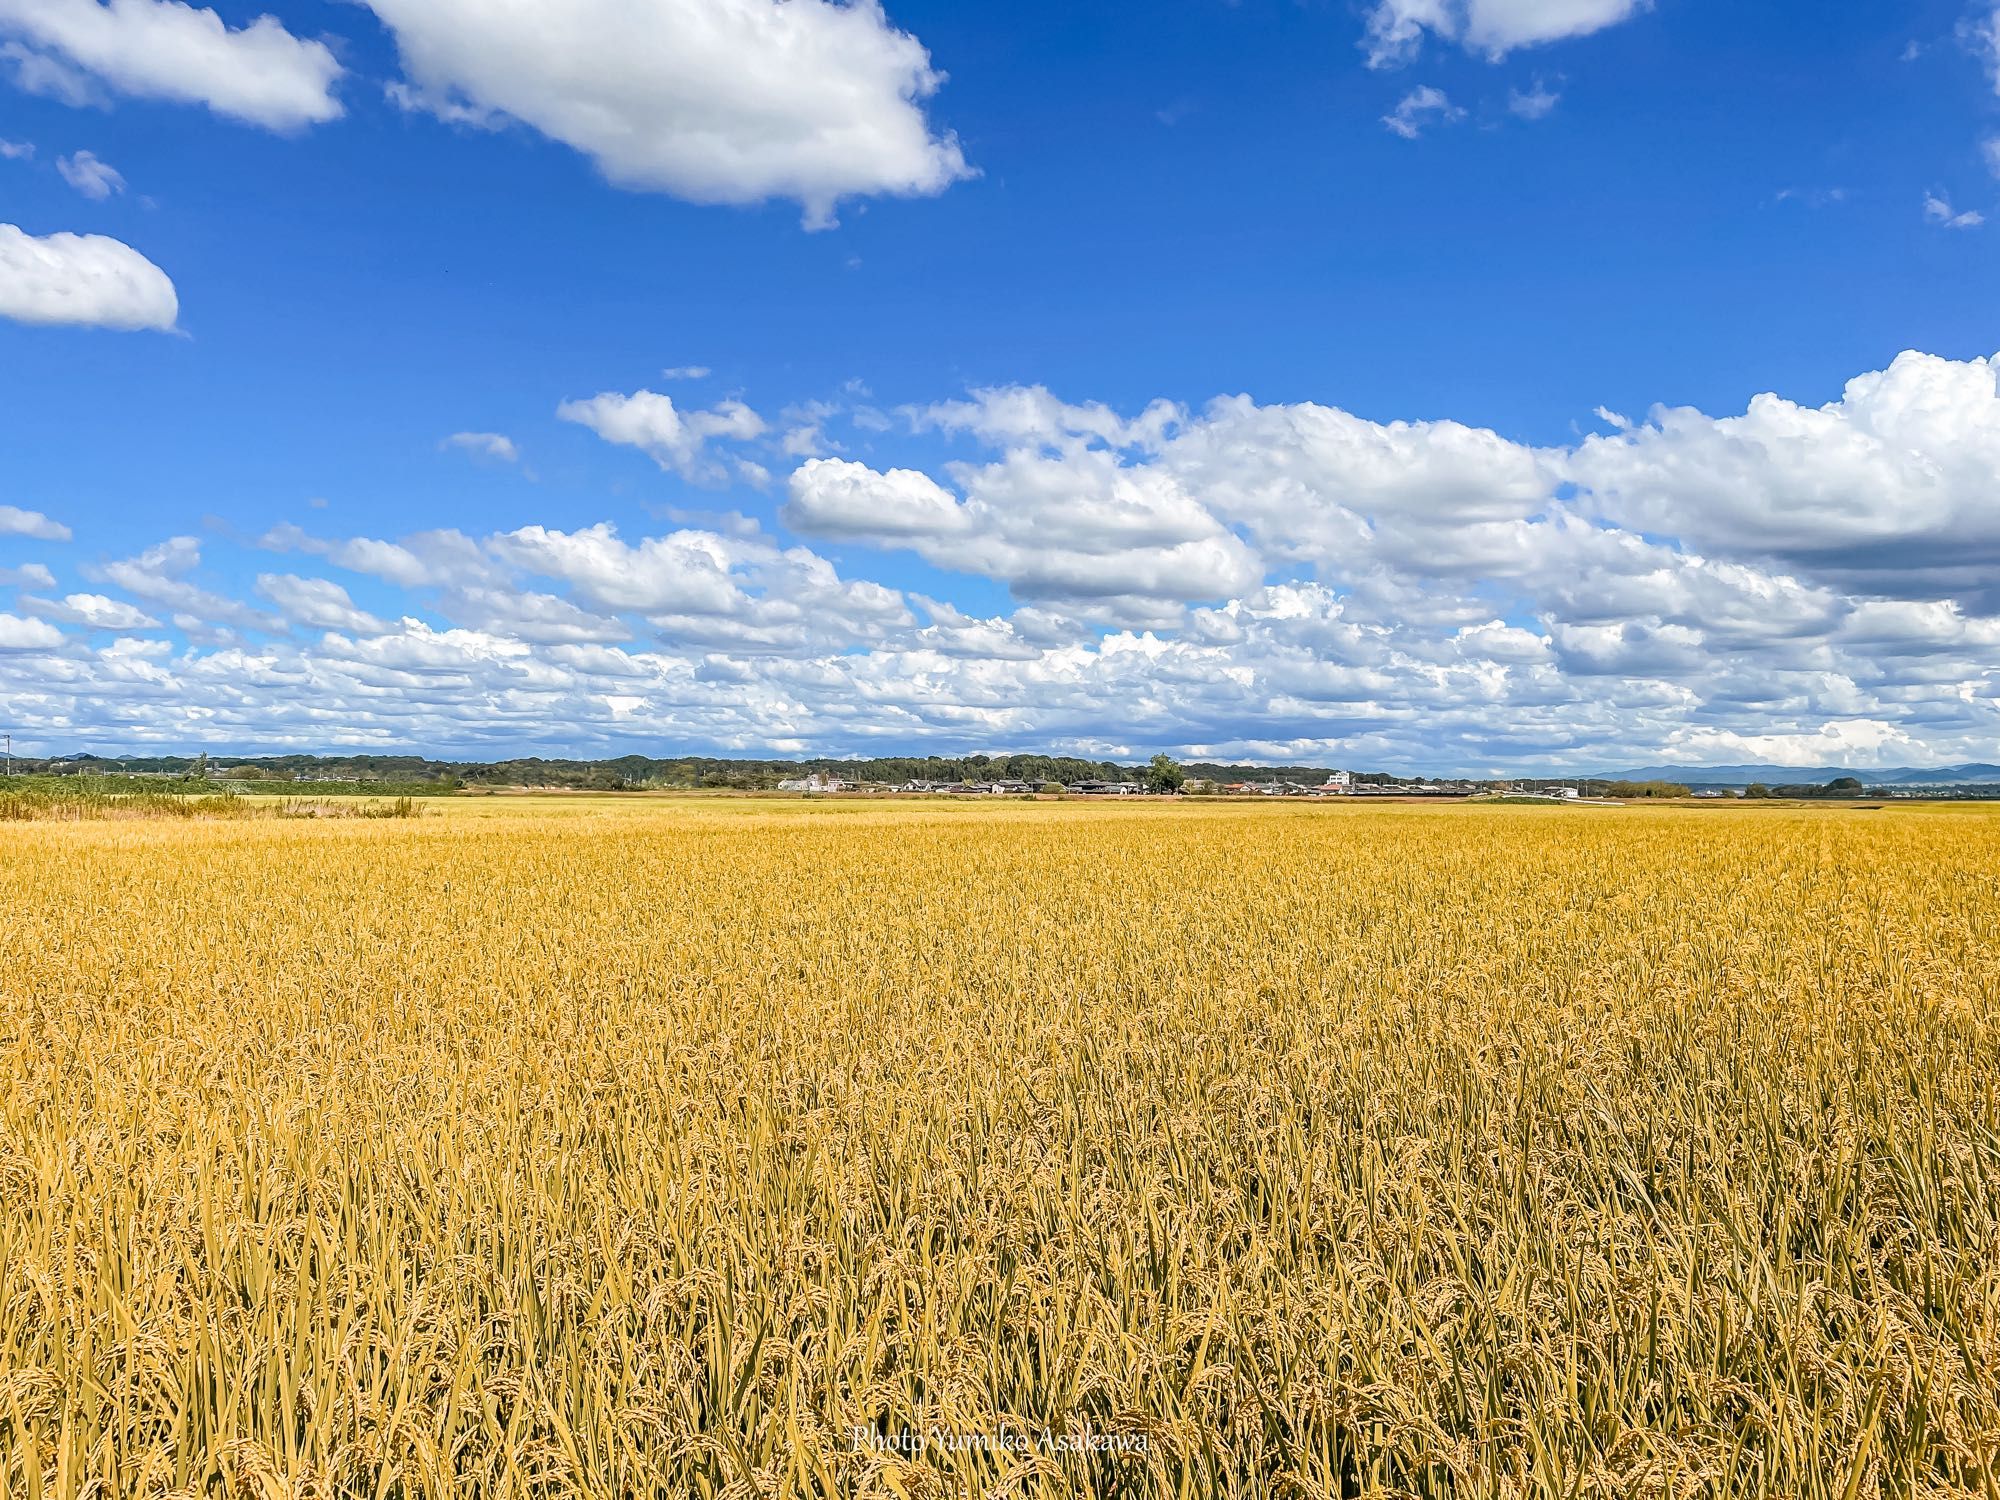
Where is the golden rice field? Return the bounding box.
[3,798,1998,1499]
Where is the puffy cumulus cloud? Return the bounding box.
[493,523,760,618]
[434,586,629,646]
[0,562,58,589]
[1453,619,1550,664]
[782,460,962,539]
[1846,597,2000,644]
[0,504,73,541]
[85,537,280,632]
[16,351,2000,772]
[1549,618,1707,678]
[0,0,343,131]
[1569,350,2000,607]
[15,570,1999,770]
[255,574,391,635]
[22,591,159,629]
[0,611,64,650]
[1365,0,1649,66]
[0,223,176,330]
[4,555,1999,769]
[1658,719,1930,770]
[799,383,1560,620]
[364,0,971,229]
[786,452,1261,623]
[906,600,1046,661]
[261,517,911,655]
[1163,393,1557,570]
[918,386,1183,451]
[261,522,510,593]
[558,389,765,482]
[493,521,912,651]
[870,358,1977,632]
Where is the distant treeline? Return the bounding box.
[1544,779,1691,799]
[1745,777,1868,799]
[17,755,1890,799]
[22,752,1365,792]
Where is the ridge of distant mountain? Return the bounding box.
[1600,763,2000,786]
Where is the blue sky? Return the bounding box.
[3,0,2000,772]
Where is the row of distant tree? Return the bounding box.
[23,750,1319,792]
[1743,777,1868,799]
[1537,777,1879,800]
[5,756,1888,800]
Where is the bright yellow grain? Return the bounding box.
[1,799,1996,1497]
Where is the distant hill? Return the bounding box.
[1603,763,2000,787]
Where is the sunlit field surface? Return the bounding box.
[3,799,1998,1498]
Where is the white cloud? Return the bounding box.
[87,537,278,630]
[1454,619,1549,663]
[918,385,1183,450]
[778,398,841,459]
[489,520,909,649]
[443,430,521,463]
[660,364,711,380]
[787,452,1261,622]
[1176,395,1553,548]
[16,551,2000,771]
[1549,618,1706,677]
[1568,350,2000,605]
[1508,81,1560,119]
[0,223,176,330]
[262,523,503,592]
[262,516,910,654]
[364,0,971,228]
[1968,6,2000,92]
[23,591,158,629]
[492,523,751,618]
[1659,720,1924,769]
[1383,86,1464,139]
[14,353,2000,772]
[0,504,73,540]
[435,585,629,645]
[1366,0,1649,66]
[0,0,343,131]
[1923,192,1984,229]
[0,136,30,158]
[2,39,97,104]
[0,563,57,589]
[558,389,765,481]
[255,574,391,635]
[0,612,63,650]
[56,147,122,199]
[784,459,964,540]
[1984,137,2000,179]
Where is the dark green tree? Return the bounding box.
[1146,753,1187,794]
